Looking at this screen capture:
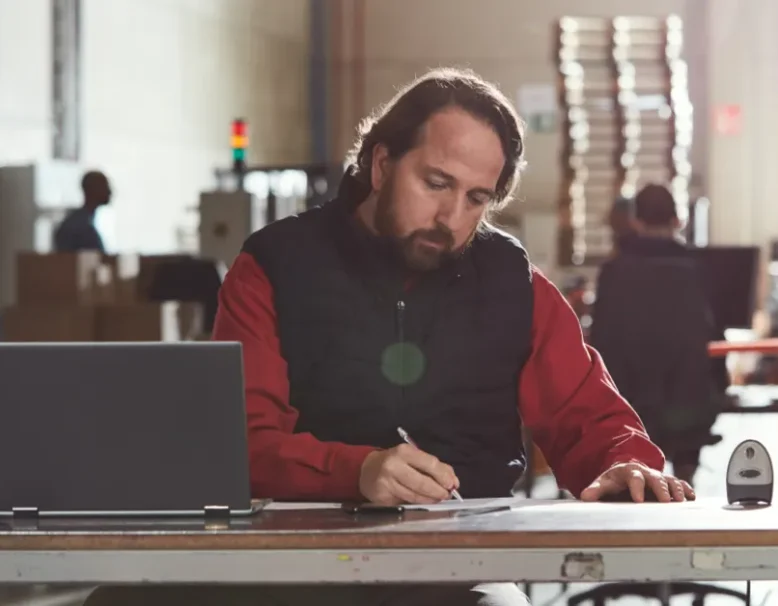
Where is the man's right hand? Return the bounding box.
[359,444,460,505]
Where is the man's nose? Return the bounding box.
[435,191,469,229]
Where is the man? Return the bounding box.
[86,69,693,606]
[592,183,722,484]
[619,184,686,258]
[53,170,111,253]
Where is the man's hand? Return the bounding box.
[580,461,696,503]
[359,444,460,505]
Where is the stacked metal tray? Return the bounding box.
[556,15,692,266]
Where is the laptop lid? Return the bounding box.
[0,341,252,517]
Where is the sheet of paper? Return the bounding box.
[405,496,537,511]
[263,501,343,510]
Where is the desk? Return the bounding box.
[1,499,777,585]
[724,385,778,414]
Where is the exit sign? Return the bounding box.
[714,104,742,136]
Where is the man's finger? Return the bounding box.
[646,473,672,503]
[387,479,437,505]
[681,479,696,501]
[393,462,452,502]
[626,469,647,503]
[666,477,694,502]
[580,475,621,501]
[398,444,459,492]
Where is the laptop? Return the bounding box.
[0,341,256,518]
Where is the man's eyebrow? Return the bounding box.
[425,166,497,198]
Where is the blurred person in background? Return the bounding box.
[53,170,112,253]
[621,184,685,258]
[592,183,723,485]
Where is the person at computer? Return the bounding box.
[86,69,693,606]
[53,170,111,253]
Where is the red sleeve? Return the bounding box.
[212,252,378,501]
[519,266,665,497]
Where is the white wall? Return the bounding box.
[707,0,778,249]
[0,0,310,253]
[0,0,51,164]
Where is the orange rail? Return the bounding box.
[708,339,778,357]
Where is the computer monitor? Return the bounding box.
[690,245,761,331]
[0,341,253,517]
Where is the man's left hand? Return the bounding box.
[580,462,696,503]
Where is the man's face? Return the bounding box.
[97,178,112,206]
[370,107,505,271]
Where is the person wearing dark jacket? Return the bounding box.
[53,170,111,253]
[86,69,692,606]
[592,184,723,484]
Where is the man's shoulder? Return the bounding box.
[242,203,331,257]
[472,222,530,263]
[470,223,534,288]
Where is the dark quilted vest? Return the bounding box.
[242,172,535,498]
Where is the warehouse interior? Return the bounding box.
[2,0,778,604]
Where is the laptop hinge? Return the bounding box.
[12,507,39,519]
[203,505,231,518]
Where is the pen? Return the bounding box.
[397,426,464,501]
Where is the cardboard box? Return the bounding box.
[103,254,141,303]
[96,302,204,342]
[2,305,96,342]
[16,252,104,305]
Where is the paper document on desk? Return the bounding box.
[261,497,530,511]
[263,501,342,510]
[407,496,530,512]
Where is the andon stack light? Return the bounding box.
[231,119,248,172]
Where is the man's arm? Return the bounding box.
[518,267,665,498]
[212,253,378,500]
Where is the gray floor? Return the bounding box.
[2,385,776,605]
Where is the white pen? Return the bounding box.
[397,426,464,501]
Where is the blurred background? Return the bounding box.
[2,0,778,604]
[2,0,776,353]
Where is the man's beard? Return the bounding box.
[374,179,463,272]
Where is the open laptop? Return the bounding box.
[0,341,256,518]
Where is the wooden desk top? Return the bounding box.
[1,498,777,551]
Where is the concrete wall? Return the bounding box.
[0,0,310,253]
[707,0,778,249]
[0,0,51,164]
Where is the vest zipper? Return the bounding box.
[396,299,406,398]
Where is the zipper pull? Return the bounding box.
[396,300,406,342]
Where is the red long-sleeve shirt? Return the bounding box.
[213,252,665,500]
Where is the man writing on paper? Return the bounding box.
[217,69,692,508]
[88,68,692,606]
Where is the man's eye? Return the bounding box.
[426,180,447,191]
[469,194,490,206]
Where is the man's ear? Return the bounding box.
[370,144,391,191]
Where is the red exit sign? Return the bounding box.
[714,104,742,136]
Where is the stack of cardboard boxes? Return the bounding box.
[3,253,204,342]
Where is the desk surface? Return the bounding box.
[4,499,778,585]
[1,498,776,550]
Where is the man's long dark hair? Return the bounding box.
[345,67,527,210]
